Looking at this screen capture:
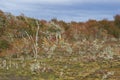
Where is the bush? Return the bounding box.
[0,39,11,50]
[114,14,120,29]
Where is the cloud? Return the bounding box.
[0,0,120,22]
[1,0,120,10]
[1,0,120,5]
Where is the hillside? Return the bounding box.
[0,10,120,80]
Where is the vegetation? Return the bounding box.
[0,10,120,80]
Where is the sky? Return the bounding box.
[0,0,120,22]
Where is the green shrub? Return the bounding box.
[0,39,11,50]
[114,14,120,29]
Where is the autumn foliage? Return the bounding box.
[0,10,120,57]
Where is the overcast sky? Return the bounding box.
[0,0,120,22]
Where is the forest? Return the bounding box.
[0,10,120,80]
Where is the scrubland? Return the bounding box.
[0,10,120,80]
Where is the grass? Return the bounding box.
[0,52,120,80]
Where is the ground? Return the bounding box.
[0,52,120,80]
